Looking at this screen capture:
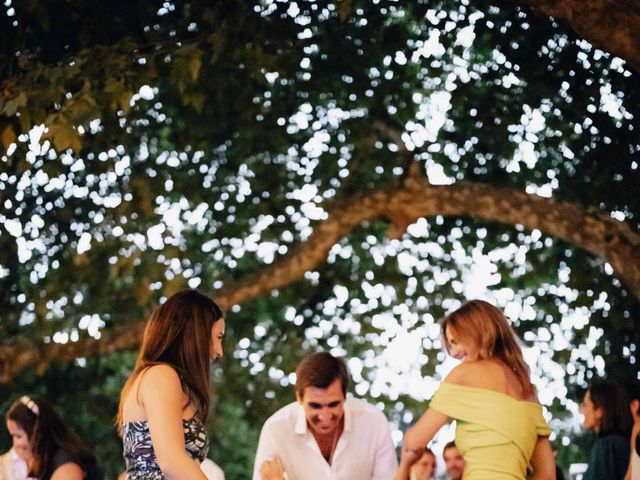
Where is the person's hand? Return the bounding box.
[399,445,423,468]
[395,446,424,480]
[260,456,285,480]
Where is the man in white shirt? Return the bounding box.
[253,352,398,480]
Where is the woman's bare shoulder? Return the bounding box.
[137,364,187,412]
[139,364,181,388]
[122,364,189,422]
[50,461,85,480]
[143,363,179,377]
[446,360,536,400]
[443,361,504,388]
[443,361,483,385]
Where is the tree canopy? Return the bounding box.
[1,0,639,477]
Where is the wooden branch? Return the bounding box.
[1,179,638,383]
[216,181,640,306]
[372,118,425,238]
[503,0,640,72]
[373,119,411,156]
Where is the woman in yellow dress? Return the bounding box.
[396,300,556,480]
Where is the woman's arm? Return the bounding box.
[529,436,556,480]
[50,462,84,480]
[141,365,207,480]
[395,408,450,480]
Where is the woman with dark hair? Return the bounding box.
[5,395,102,480]
[581,379,632,480]
[117,289,225,479]
[396,299,555,480]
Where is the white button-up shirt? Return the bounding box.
[253,396,398,480]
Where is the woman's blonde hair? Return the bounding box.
[441,299,534,397]
[117,289,223,427]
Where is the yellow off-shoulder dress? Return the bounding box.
[430,382,551,480]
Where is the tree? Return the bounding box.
[1,0,638,476]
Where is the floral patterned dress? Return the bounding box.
[122,418,209,479]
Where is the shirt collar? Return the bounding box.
[294,396,353,435]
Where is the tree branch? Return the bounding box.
[503,0,640,72]
[1,179,638,383]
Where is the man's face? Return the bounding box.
[443,446,465,480]
[410,451,436,480]
[297,378,345,436]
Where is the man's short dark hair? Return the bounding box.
[295,352,349,398]
[443,441,458,453]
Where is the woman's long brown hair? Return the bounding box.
[441,299,534,398]
[117,289,223,427]
[7,396,98,479]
